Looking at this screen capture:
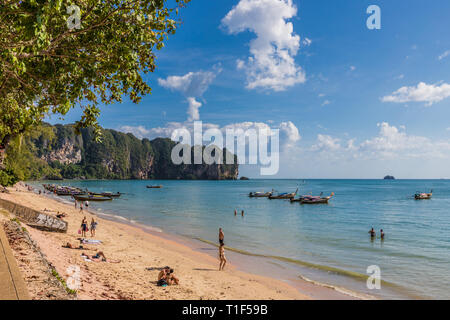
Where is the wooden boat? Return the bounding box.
[146,185,162,189]
[249,191,273,198]
[73,194,113,202]
[291,192,334,204]
[415,190,432,200]
[268,188,298,200]
[89,191,121,198]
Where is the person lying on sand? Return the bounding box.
[62,242,92,250]
[56,213,66,219]
[157,266,179,286]
[81,251,121,263]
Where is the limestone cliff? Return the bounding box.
[14,123,238,180]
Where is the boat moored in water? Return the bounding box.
[89,191,121,198]
[291,192,334,204]
[415,190,432,200]
[146,185,162,188]
[268,188,298,200]
[249,191,273,198]
[73,194,113,202]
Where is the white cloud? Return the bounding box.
[158,70,217,97]
[350,66,356,71]
[158,68,220,122]
[120,120,301,152]
[186,97,202,121]
[382,82,450,106]
[302,37,312,47]
[221,0,305,91]
[310,122,450,160]
[311,134,341,152]
[279,121,301,146]
[438,50,450,61]
[321,100,330,106]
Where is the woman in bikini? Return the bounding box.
[219,243,227,271]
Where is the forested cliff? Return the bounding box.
[3,123,238,182]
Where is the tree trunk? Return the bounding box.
[0,135,11,170]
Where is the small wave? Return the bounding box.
[193,237,416,298]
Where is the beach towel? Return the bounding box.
[81,239,102,244]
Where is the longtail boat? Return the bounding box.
[291,192,334,204]
[73,194,113,202]
[414,190,432,200]
[146,185,162,188]
[89,191,121,198]
[249,191,273,198]
[268,188,298,200]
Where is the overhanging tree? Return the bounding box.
[0,0,189,184]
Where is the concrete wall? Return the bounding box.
[0,198,68,233]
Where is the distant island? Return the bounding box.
[5,123,239,181]
[383,175,395,180]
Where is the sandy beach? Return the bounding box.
[0,184,318,300]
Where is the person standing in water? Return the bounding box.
[219,243,227,271]
[380,229,385,239]
[234,209,237,216]
[369,227,376,238]
[241,210,244,217]
[219,228,224,245]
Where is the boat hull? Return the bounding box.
[73,195,112,202]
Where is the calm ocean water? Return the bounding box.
[33,179,450,299]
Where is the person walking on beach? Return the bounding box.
[80,217,88,238]
[80,202,83,213]
[74,200,77,209]
[219,228,224,245]
[219,243,227,271]
[90,218,98,237]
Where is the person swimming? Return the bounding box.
[369,227,376,238]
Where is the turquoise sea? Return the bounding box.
[33,179,450,299]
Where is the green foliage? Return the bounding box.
[0,0,190,155]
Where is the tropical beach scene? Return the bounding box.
[1,0,450,304]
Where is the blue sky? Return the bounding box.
[50,0,450,178]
